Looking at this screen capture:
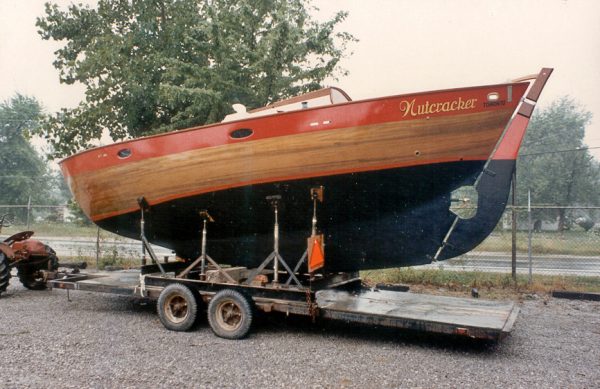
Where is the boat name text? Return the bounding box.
[399,97,478,117]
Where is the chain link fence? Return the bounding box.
[0,204,171,269]
[422,205,600,280]
[1,203,600,280]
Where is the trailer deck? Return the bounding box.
[49,269,518,341]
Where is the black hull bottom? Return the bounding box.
[97,160,514,271]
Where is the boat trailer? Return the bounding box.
[48,267,518,341]
[46,192,519,342]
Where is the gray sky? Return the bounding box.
[1,0,599,154]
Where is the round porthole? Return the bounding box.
[117,148,132,159]
[230,128,253,139]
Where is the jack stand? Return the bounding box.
[284,250,307,287]
[178,211,236,284]
[137,197,166,275]
[285,186,324,286]
[245,195,303,288]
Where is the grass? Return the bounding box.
[61,253,142,271]
[2,222,102,238]
[475,230,600,256]
[362,267,600,297]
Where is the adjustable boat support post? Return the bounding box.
[137,197,166,275]
[285,186,324,286]
[139,198,147,266]
[177,211,237,283]
[199,210,210,276]
[245,195,303,288]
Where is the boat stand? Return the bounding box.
[245,195,303,288]
[137,197,166,275]
[177,211,237,284]
[284,186,324,286]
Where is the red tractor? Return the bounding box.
[0,214,59,295]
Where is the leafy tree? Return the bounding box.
[66,198,93,226]
[516,96,598,230]
[36,0,355,158]
[0,94,69,221]
[0,94,46,204]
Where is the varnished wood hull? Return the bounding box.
[61,81,534,271]
[96,159,498,270]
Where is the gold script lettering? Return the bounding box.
[399,98,478,117]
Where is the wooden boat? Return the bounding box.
[60,68,552,271]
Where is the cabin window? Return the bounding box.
[230,128,254,139]
[117,148,132,159]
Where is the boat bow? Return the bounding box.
[435,68,553,261]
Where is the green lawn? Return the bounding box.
[362,267,600,294]
[476,230,600,255]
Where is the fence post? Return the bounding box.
[511,172,517,281]
[26,196,32,229]
[96,226,100,269]
[528,190,532,284]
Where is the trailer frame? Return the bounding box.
[47,261,519,342]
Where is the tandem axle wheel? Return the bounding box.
[207,289,254,340]
[157,284,254,339]
[157,283,199,331]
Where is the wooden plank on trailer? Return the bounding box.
[316,289,519,340]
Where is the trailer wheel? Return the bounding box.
[0,252,11,295]
[208,289,253,339]
[157,283,198,331]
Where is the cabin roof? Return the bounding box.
[249,87,352,113]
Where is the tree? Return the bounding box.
[0,94,57,219]
[516,96,599,230]
[36,0,356,158]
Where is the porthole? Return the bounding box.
[230,128,254,139]
[117,148,132,159]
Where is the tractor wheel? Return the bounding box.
[207,289,254,339]
[0,252,11,295]
[17,269,47,290]
[17,245,59,291]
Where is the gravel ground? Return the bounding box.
[1,277,599,389]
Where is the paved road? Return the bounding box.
[37,235,173,262]
[419,252,600,276]
[30,236,600,276]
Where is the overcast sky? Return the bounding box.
[1,0,599,154]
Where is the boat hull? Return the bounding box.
[59,75,552,271]
[94,158,516,271]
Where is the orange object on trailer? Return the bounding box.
[307,235,325,273]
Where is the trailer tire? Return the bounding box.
[208,289,253,339]
[0,252,10,295]
[157,283,198,331]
